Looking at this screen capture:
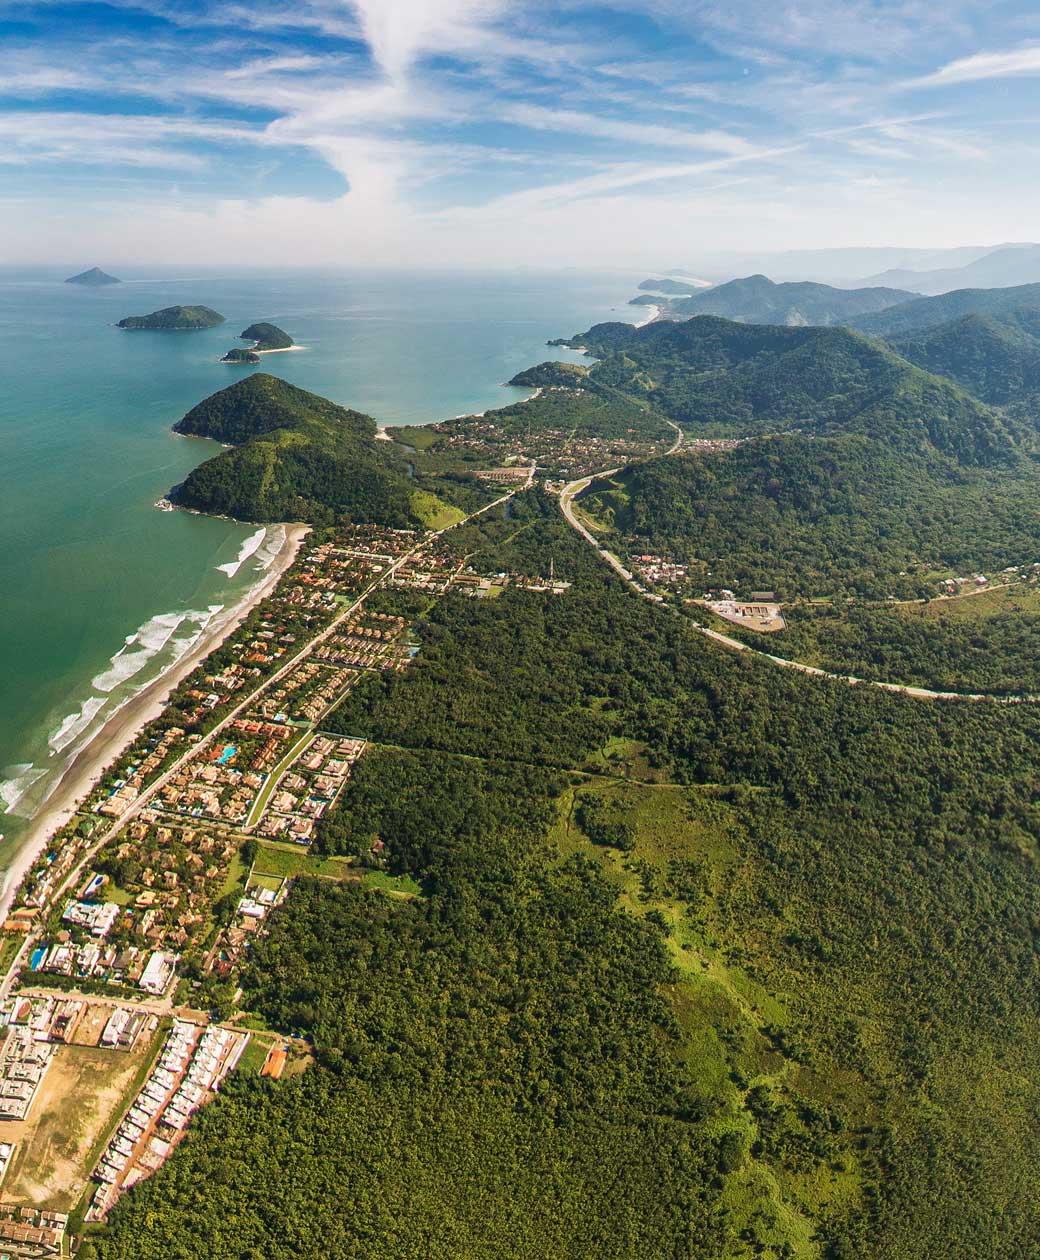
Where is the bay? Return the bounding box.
[0,265,641,879]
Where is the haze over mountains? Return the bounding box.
[659,242,1040,292]
[639,275,916,327]
[864,244,1040,295]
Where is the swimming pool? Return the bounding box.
[216,745,238,765]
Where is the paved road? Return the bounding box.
[558,463,1038,706]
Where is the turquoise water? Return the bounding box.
[0,266,640,877]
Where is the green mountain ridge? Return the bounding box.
[850,282,1040,336]
[554,315,1013,467]
[887,309,1040,405]
[659,274,916,326]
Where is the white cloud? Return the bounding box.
[0,111,270,167]
[908,44,1040,89]
[350,0,508,80]
[502,104,756,154]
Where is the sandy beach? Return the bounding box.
[634,304,661,327]
[0,522,309,922]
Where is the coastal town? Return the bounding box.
[0,479,539,1253]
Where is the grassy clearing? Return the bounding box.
[360,870,422,898]
[901,579,1040,622]
[549,778,865,1256]
[234,1035,274,1077]
[253,842,359,882]
[410,489,467,531]
[386,425,442,452]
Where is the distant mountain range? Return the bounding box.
[637,277,712,295]
[644,274,916,327]
[863,244,1040,295]
[654,244,1021,286]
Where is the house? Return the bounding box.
[139,951,178,996]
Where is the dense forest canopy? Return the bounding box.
[554,315,1013,463]
[850,281,1040,337]
[170,374,461,526]
[886,309,1040,406]
[578,435,1040,598]
[89,497,1040,1259]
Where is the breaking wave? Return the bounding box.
[217,527,267,578]
[0,764,48,816]
[48,696,109,756]
[92,606,219,694]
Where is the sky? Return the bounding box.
[3,0,1040,269]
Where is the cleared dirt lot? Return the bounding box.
[0,1021,161,1209]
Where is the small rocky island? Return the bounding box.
[118,305,225,330]
[220,321,294,363]
[66,266,121,286]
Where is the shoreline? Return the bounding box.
[0,522,309,922]
[634,304,661,327]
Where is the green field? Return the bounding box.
[253,841,360,882]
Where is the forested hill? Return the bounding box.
[850,282,1040,336]
[174,373,373,446]
[579,435,1040,598]
[658,274,915,325]
[887,309,1040,406]
[170,374,447,527]
[553,315,1013,467]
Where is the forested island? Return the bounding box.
[240,321,293,350]
[117,305,225,330]
[220,322,294,363]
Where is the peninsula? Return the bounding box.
[117,305,224,330]
[170,373,457,527]
[66,267,121,286]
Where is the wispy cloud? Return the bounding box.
[502,104,755,154]
[1,0,1039,266]
[908,44,1040,89]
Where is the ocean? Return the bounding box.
[0,265,643,880]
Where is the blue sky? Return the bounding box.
[3,0,1040,267]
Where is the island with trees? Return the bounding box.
[220,322,294,363]
[117,305,225,330]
